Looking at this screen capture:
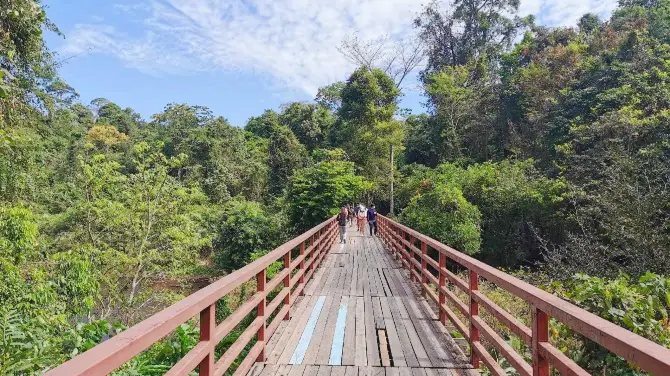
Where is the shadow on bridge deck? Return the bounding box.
[253,228,479,376]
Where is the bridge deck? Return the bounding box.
[253,227,478,376]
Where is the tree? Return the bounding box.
[415,0,525,78]
[268,124,307,196]
[286,158,371,231]
[212,200,285,272]
[399,174,482,255]
[244,110,280,138]
[333,67,404,201]
[279,102,334,151]
[315,82,346,111]
[338,34,424,88]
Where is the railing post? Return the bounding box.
[532,307,550,376]
[409,235,415,282]
[299,241,305,296]
[469,270,479,369]
[199,304,215,376]
[400,231,406,267]
[395,226,401,260]
[421,241,427,297]
[438,252,446,325]
[256,268,266,362]
[284,250,291,320]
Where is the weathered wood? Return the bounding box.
[342,298,357,366]
[355,297,367,367]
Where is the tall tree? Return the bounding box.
[279,102,334,151]
[414,0,525,78]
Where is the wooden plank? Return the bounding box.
[330,366,347,376]
[397,367,412,376]
[316,365,332,376]
[342,297,357,366]
[329,296,349,365]
[387,298,419,368]
[361,264,370,297]
[344,366,357,376]
[290,296,328,365]
[364,295,381,366]
[371,367,385,376]
[277,365,292,376]
[266,320,289,356]
[377,268,393,297]
[316,295,344,365]
[288,365,307,376]
[411,368,426,376]
[259,365,280,376]
[247,363,264,376]
[358,367,372,376]
[385,367,398,376]
[378,297,406,367]
[393,298,431,368]
[372,297,385,330]
[378,329,391,367]
[268,295,314,364]
[303,295,335,364]
[278,296,318,363]
[402,298,444,367]
[382,269,399,296]
[355,297,367,366]
[303,365,320,376]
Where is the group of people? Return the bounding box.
[337,202,378,243]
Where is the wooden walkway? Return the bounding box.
[254,227,478,376]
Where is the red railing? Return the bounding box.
[46,216,338,376]
[378,215,670,376]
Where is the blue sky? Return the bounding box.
[43,0,617,127]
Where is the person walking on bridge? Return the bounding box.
[346,203,354,227]
[367,204,378,236]
[357,204,367,233]
[337,206,348,243]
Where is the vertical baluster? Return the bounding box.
[469,270,479,369]
[299,241,305,296]
[532,307,549,376]
[400,231,406,267]
[420,241,427,297]
[438,252,446,326]
[284,250,291,320]
[199,304,215,376]
[409,235,415,282]
[256,269,267,361]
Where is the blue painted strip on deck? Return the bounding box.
[289,296,326,364]
[328,300,348,365]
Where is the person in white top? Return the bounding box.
[357,204,367,233]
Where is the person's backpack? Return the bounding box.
[338,213,347,226]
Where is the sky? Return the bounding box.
[43,0,618,127]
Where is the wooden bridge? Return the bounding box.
[47,215,670,376]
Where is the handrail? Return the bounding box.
[46,216,338,376]
[378,215,670,376]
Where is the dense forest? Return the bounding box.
[1,0,670,374]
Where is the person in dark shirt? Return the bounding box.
[337,206,348,243]
[367,204,378,236]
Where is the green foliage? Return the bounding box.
[279,102,335,151]
[213,199,285,272]
[399,173,482,255]
[287,158,371,231]
[553,273,670,374]
[0,204,38,262]
[398,160,565,265]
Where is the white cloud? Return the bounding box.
[62,0,619,95]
